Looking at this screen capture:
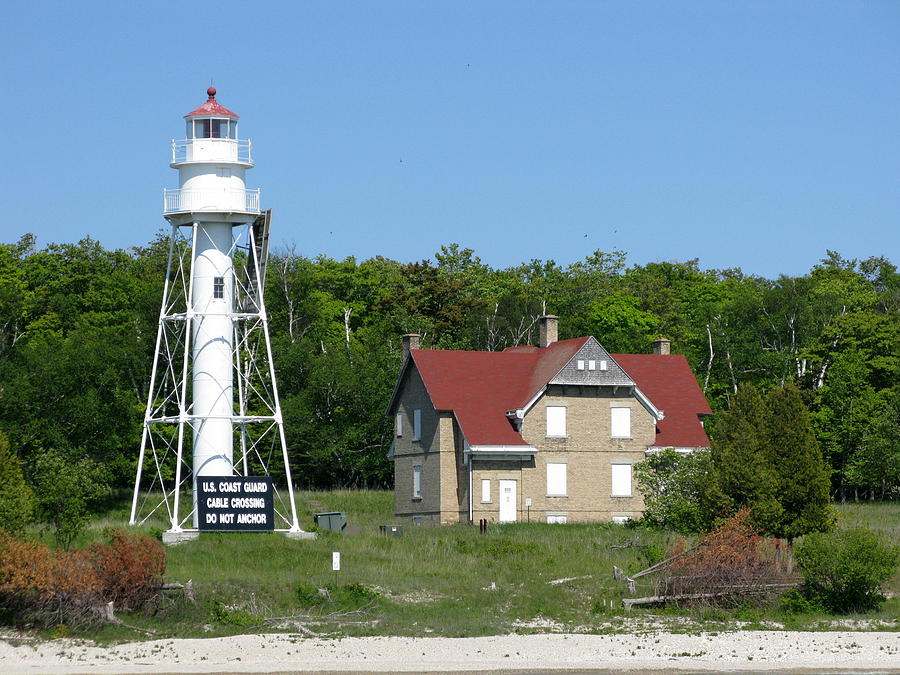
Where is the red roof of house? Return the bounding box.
[612,353,712,448]
[184,87,239,119]
[403,338,711,449]
[410,338,588,447]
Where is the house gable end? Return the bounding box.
[549,337,635,387]
[386,356,438,418]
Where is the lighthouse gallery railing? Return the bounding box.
[163,188,261,214]
[171,138,253,165]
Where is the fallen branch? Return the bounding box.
[623,583,798,610]
[262,616,323,636]
[161,579,195,603]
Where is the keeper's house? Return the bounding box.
[386,316,711,525]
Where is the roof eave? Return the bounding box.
[467,444,537,458]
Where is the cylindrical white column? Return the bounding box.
[192,221,234,491]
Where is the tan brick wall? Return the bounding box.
[391,367,464,524]
[471,459,528,523]
[468,386,652,524]
[393,374,655,526]
[392,366,442,519]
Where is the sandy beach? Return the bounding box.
[2,630,898,674]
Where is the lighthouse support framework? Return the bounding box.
[130,211,303,537]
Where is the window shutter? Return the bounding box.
[611,407,631,438]
[611,464,632,496]
[481,479,491,503]
[546,406,566,437]
[546,463,567,496]
[413,465,422,498]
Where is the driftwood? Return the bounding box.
[613,566,636,593]
[101,602,156,634]
[615,511,800,609]
[262,616,323,636]
[622,583,797,610]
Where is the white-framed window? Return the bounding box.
[546,463,567,496]
[611,463,632,497]
[481,479,491,503]
[611,406,631,438]
[546,406,566,437]
[413,409,422,440]
[600,360,608,371]
[547,514,568,524]
[213,276,225,299]
[395,412,404,437]
[413,464,422,499]
[576,360,585,370]
[612,515,631,525]
[588,359,596,370]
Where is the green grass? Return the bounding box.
[27,493,900,640]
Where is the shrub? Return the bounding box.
[0,530,166,627]
[795,527,899,614]
[0,431,33,535]
[0,533,100,627]
[780,588,820,615]
[295,583,381,612]
[634,448,710,533]
[31,449,109,549]
[654,510,797,607]
[210,603,264,627]
[295,583,327,608]
[84,529,166,611]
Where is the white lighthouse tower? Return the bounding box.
[130,88,305,541]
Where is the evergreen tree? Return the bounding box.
[761,384,834,538]
[706,383,834,538]
[0,430,33,534]
[702,384,774,522]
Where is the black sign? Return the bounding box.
[197,476,274,531]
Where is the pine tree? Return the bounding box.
[705,383,834,539]
[703,384,773,521]
[762,385,834,539]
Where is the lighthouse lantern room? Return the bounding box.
[131,88,305,542]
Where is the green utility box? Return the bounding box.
[314,512,347,533]
[379,524,403,537]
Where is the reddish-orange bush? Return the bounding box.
[0,530,165,627]
[84,529,166,611]
[657,509,797,606]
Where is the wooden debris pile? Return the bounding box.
[620,510,799,609]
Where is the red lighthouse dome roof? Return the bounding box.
[184,87,239,119]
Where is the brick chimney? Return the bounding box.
[402,333,421,360]
[539,315,558,348]
[652,337,671,355]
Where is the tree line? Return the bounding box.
[0,233,896,499]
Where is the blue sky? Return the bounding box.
[1,1,896,277]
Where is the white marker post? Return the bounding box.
[332,551,341,572]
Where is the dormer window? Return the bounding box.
[186,118,236,139]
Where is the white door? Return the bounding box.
[499,480,517,522]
